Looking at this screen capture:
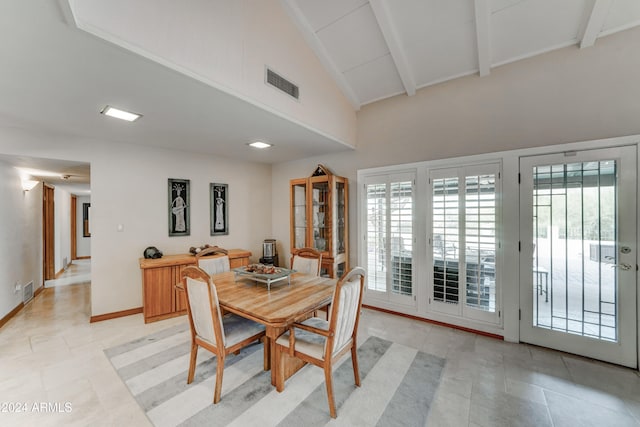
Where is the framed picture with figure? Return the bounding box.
[210,183,228,236]
[168,178,190,236]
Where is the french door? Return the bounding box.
[519,146,637,367]
[429,164,500,324]
[362,172,415,307]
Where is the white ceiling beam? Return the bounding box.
[57,0,77,26]
[580,0,614,49]
[369,0,416,96]
[280,0,361,110]
[474,0,491,77]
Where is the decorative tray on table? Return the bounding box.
[232,264,296,290]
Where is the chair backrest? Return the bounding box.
[325,266,366,357]
[290,247,322,276]
[196,247,231,275]
[182,266,225,347]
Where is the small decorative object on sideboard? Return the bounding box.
[189,244,228,255]
[143,246,163,259]
[259,238,279,266]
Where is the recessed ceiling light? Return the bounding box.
[100,105,142,122]
[248,141,272,149]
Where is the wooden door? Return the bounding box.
[43,185,55,280]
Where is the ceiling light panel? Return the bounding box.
[248,141,272,149]
[101,105,142,122]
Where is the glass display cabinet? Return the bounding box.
[290,164,348,278]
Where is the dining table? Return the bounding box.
[193,270,336,386]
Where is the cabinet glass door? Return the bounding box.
[311,180,330,253]
[292,181,307,249]
[336,181,346,256]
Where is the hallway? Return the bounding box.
[45,258,91,288]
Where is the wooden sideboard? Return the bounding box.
[139,249,251,323]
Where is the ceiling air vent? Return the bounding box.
[266,68,299,100]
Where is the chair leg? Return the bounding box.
[324,365,337,418]
[187,342,198,384]
[213,355,225,404]
[351,345,361,387]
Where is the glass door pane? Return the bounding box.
[336,181,346,256]
[532,160,617,339]
[292,182,307,249]
[390,181,413,297]
[432,177,460,304]
[465,174,496,313]
[311,181,329,253]
[366,183,387,292]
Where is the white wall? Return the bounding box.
[69,0,357,147]
[0,128,271,317]
[0,161,42,319]
[76,196,91,258]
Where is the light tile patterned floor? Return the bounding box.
[0,262,639,426]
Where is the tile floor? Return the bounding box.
[1,261,639,426]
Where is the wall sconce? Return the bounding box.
[22,179,39,192]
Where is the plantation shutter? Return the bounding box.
[363,173,415,306]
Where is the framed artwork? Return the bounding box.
[210,183,228,235]
[82,203,91,237]
[168,178,190,236]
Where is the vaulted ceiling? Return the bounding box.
[1,0,639,176]
[283,0,640,108]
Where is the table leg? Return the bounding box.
[263,336,271,371]
[266,325,307,387]
[266,326,283,385]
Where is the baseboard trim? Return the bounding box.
[362,305,504,340]
[76,256,91,260]
[54,268,65,279]
[34,286,44,298]
[0,302,24,329]
[90,307,143,323]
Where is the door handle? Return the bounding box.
[611,263,633,271]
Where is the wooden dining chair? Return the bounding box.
[291,247,329,318]
[196,246,230,275]
[290,247,322,276]
[274,266,366,418]
[181,266,266,404]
